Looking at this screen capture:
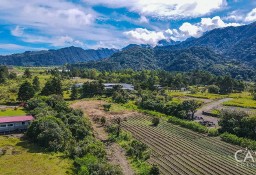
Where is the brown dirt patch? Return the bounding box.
[71,100,135,175]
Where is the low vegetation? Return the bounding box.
[106,120,159,175]
[0,136,73,175]
[0,66,256,175]
[0,108,26,117]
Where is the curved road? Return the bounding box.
[195,98,232,126]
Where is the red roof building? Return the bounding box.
[0,116,34,123]
[0,115,34,133]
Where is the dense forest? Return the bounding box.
[0,47,117,66]
[68,22,256,80]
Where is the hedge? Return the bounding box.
[220,132,256,150]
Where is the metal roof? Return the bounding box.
[0,116,34,123]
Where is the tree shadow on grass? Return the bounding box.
[15,138,48,153]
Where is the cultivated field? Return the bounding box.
[122,115,256,175]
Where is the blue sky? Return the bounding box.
[0,0,255,55]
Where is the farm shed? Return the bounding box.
[103,83,135,91]
[0,116,34,133]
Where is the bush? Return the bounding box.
[103,104,111,111]
[68,138,106,158]
[207,128,219,136]
[168,116,208,133]
[27,116,72,151]
[220,132,256,150]
[253,93,256,100]
[112,90,129,104]
[75,154,122,175]
[65,115,92,140]
[208,85,220,94]
[127,140,150,160]
[150,165,160,175]
[152,117,160,126]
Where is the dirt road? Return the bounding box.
[71,100,134,175]
[195,98,232,125]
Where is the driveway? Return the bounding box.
[195,98,232,126]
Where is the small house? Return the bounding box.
[154,85,163,90]
[0,116,34,133]
[103,83,135,91]
[181,87,187,92]
[74,83,84,88]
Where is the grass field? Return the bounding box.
[0,108,26,117]
[224,92,256,109]
[168,91,227,100]
[186,93,227,99]
[0,136,73,175]
[122,115,256,175]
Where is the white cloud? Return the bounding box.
[245,8,256,22]
[0,43,46,51]
[1,0,127,49]
[84,0,227,19]
[11,26,24,37]
[169,16,240,40]
[124,28,165,45]
[139,16,149,23]
[224,10,244,22]
[0,0,95,29]
[51,36,86,47]
[179,22,201,37]
[10,25,86,48]
[124,16,241,44]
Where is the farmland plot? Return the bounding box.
[122,115,256,175]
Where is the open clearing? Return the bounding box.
[0,135,73,175]
[71,100,135,175]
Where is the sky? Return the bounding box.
[0,0,255,55]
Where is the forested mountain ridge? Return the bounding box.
[69,22,256,79]
[0,46,118,66]
[171,22,256,53]
[0,22,255,79]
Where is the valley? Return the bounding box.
[0,14,256,175]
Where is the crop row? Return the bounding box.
[122,117,256,175]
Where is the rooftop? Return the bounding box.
[0,116,34,123]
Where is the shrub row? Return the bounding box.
[168,116,208,133]
[220,132,256,150]
[136,108,219,136]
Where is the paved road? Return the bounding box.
[195,98,232,126]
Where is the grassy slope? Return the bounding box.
[0,136,73,175]
[224,92,256,109]
[168,91,227,99]
[0,108,26,117]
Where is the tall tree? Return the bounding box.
[23,68,32,78]
[181,100,201,120]
[70,85,78,100]
[9,72,17,79]
[32,76,40,92]
[0,65,8,83]
[18,81,35,101]
[81,81,104,98]
[41,77,63,96]
[218,76,233,94]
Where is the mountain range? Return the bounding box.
[0,46,118,66]
[0,22,256,78]
[69,22,256,79]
